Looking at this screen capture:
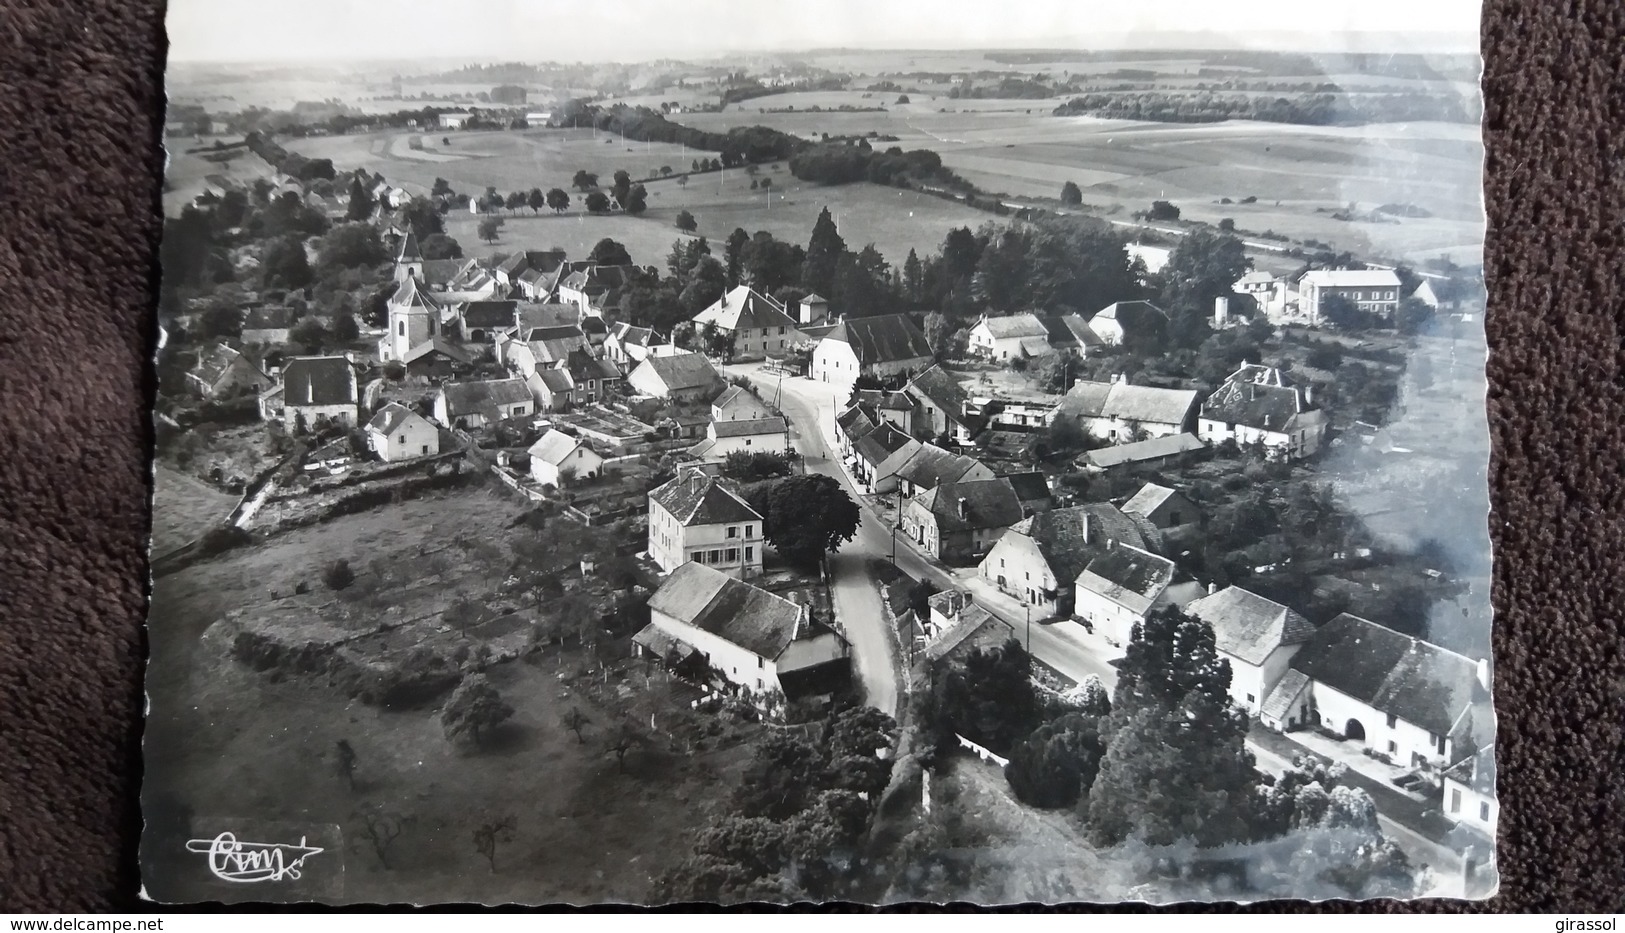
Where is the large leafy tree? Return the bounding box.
[345,176,374,221]
[317,223,387,271]
[588,237,633,266]
[260,235,313,290]
[624,183,649,215]
[1085,607,1258,848]
[419,233,462,260]
[829,244,894,318]
[545,187,570,213]
[399,196,445,240]
[723,227,750,286]
[802,206,846,297]
[440,674,514,749]
[678,256,728,316]
[918,637,1039,758]
[1158,227,1249,347]
[739,231,806,294]
[1004,711,1106,809]
[744,474,860,569]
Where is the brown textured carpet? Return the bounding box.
[1,0,1621,913]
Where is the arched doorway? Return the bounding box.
[1344,718,1366,741]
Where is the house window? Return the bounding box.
[1388,740,1398,754]
[1450,789,1462,813]
[757,657,763,668]
[1386,714,1397,729]
[710,550,723,563]
[398,434,406,444]
[725,548,738,562]
[421,445,429,454]
[1246,694,1255,704]
[727,526,738,538]
[745,546,754,561]
[744,439,751,446]
[1479,802,1490,822]
[397,321,406,336]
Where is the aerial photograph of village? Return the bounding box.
[142,0,1493,906]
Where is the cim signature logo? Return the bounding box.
[185,831,325,883]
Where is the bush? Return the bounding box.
[197,524,252,558]
[322,558,356,590]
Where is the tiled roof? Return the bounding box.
[1075,545,1176,616]
[1260,669,1312,721]
[647,562,806,660]
[529,368,574,394]
[635,352,724,393]
[190,343,256,386]
[461,299,518,329]
[516,303,580,330]
[1122,482,1179,519]
[612,322,658,347]
[1185,586,1314,667]
[1106,384,1200,426]
[1040,313,1104,349]
[395,231,421,263]
[826,313,933,365]
[977,312,1048,339]
[896,443,981,490]
[280,356,357,407]
[402,336,471,365]
[713,417,786,439]
[1016,503,1156,586]
[527,428,586,466]
[1092,299,1167,323]
[853,421,913,465]
[568,352,621,382]
[1444,744,1496,796]
[390,275,441,311]
[1084,433,1206,469]
[1001,471,1052,505]
[419,259,463,287]
[1201,366,1314,432]
[837,403,878,436]
[693,285,799,332]
[649,473,762,527]
[921,477,1024,532]
[1290,613,1488,736]
[1301,269,1402,288]
[439,377,531,418]
[366,401,422,435]
[905,365,969,424]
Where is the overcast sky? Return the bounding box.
[167,0,1481,64]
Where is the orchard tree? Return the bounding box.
[440,674,514,748]
[260,235,313,290]
[478,216,503,244]
[624,183,648,215]
[675,209,698,232]
[562,706,589,743]
[611,169,633,207]
[545,187,570,213]
[584,191,611,213]
[505,191,526,213]
[1159,227,1249,347]
[471,814,516,873]
[527,187,546,214]
[572,169,598,191]
[743,473,861,569]
[1060,180,1083,205]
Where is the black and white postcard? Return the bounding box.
[145,0,1493,904]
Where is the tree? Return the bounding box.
[400,196,445,240]
[897,94,911,104]
[353,807,413,870]
[477,216,503,244]
[1319,293,1375,332]
[1086,607,1258,848]
[588,237,633,266]
[199,303,245,341]
[1004,712,1106,809]
[602,718,644,773]
[505,191,527,213]
[332,312,360,343]
[918,637,1038,758]
[735,732,830,820]
[317,223,387,271]
[333,739,357,791]
[290,315,329,354]
[260,235,313,290]
[584,191,611,213]
[442,594,486,638]
[611,169,633,207]
[922,311,960,358]
[440,674,514,748]
[1159,228,1249,348]
[1147,200,1181,221]
[471,814,516,873]
[572,169,598,191]
[1395,296,1435,335]
[526,187,546,214]
[906,578,939,620]
[675,209,697,232]
[562,706,589,744]
[431,177,453,198]
[740,231,806,294]
[1060,180,1083,205]
[723,227,750,286]
[1218,217,1236,233]
[345,176,375,221]
[419,233,463,260]
[744,474,861,569]
[902,248,924,303]
[1073,674,1112,717]
[545,187,570,214]
[624,183,648,215]
[802,206,846,298]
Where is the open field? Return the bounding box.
[150,464,239,556]
[144,482,756,904]
[685,97,1484,266]
[163,143,273,217]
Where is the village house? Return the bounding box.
[556,264,647,317]
[260,355,359,431]
[501,327,590,377]
[903,364,977,444]
[647,469,765,579]
[1262,612,1493,770]
[1441,745,1497,836]
[811,313,934,387]
[1121,482,1199,532]
[494,250,567,290]
[1074,545,1204,647]
[688,415,790,462]
[1057,379,1201,443]
[638,562,849,711]
[564,349,622,404]
[1198,364,1328,460]
[965,395,1059,432]
[603,322,665,367]
[1299,268,1403,323]
[849,421,920,494]
[793,293,830,326]
[981,503,1161,613]
[901,477,1025,564]
[1233,270,1286,318]
[525,368,575,412]
[967,312,1053,362]
[438,111,474,129]
[1040,313,1104,356]
[627,351,726,402]
[239,306,303,346]
[456,299,519,343]
[433,377,534,429]
[836,403,880,459]
[711,385,772,422]
[1082,433,1208,472]
[527,429,604,488]
[364,402,439,462]
[1088,300,1169,348]
[401,336,471,382]
[186,344,268,398]
[1183,586,1316,716]
[893,443,995,499]
[379,274,443,363]
[1003,472,1055,516]
[690,284,805,362]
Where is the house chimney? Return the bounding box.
[957,497,969,521]
[1214,296,1229,328]
[1207,581,1216,595]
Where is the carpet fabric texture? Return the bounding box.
[1,0,1622,913]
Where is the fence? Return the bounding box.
[956,733,1009,769]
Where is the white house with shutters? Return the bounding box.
[647,469,765,579]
